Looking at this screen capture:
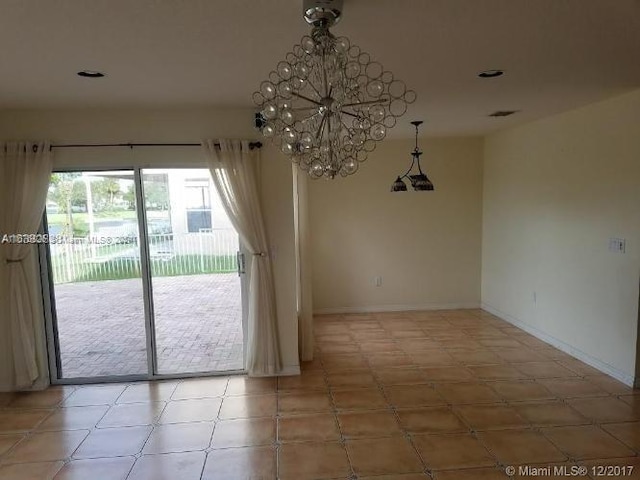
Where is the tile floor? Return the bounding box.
[0,309,639,479]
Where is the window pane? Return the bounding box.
[187,210,212,233]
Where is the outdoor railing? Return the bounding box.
[49,229,239,284]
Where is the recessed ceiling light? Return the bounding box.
[77,70,105,78]
[489,110,519,117]
[478,69,504,78]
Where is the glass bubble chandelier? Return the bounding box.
[252,0,416,179]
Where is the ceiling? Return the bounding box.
[1,0,639,136]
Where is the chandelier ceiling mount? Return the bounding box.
[302,0,343,27]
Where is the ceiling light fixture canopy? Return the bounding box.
[478,69,504,78]
[77,70,105,78]
[253,0,416,179]
[391,120,434,192]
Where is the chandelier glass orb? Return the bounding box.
[252,1,416,179]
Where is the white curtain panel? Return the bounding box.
[0,141,52,389]
[202,139,282,376]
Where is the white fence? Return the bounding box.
[49,229,239,284]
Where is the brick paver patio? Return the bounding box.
[54,273,243,378]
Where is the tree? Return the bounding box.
[123,185,136,209]
[49,172,81,236]
[50,173,80,211]
[144,176,170,210]
[92,178,122,210]
[71,181,87,209]
[122,176,170,211]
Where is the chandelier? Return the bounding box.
[253,0,416,179]
[391,120,434,192]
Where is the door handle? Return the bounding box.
[236,251,245,276]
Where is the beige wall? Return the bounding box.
[293,167,314,361]
[309,137,484,313]
[3,89,640,386]
[0,107,300,385]
[482,89,640,385]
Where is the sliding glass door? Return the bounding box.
[142,169,244,375]
[45,171,147,378]
[43,168,244,382]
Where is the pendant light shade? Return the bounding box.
[409,173,434,191]
[391,176,408,192]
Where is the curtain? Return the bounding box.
[0,141,52,389]
[202,139,282,376]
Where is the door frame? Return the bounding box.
[41,166,247,385]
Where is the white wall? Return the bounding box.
[482,89,640,385]
[309,137,484,313]
[0,107,300,385]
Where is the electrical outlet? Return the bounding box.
[608,238,626,253]
[374,276,383,287]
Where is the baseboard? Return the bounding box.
[314,302,481,316]
[482,302,636,387]
[250,365,300,377]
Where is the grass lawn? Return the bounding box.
[47,210,138,226]
[52,254,237,283]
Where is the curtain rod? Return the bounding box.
[49,141,263,150]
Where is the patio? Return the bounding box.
[53,273,243,378]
